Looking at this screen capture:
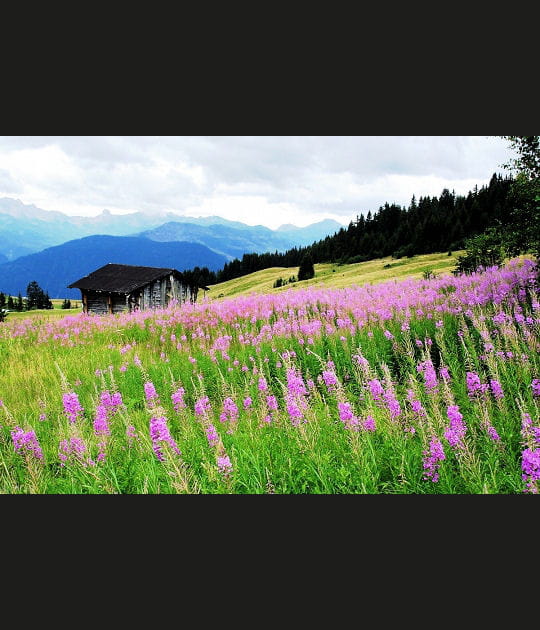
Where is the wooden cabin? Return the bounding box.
[68,263,206,315]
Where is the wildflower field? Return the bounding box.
[1,257,539,494]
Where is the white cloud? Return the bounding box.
[0,136,516,228]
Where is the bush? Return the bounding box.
[453,227,504,275]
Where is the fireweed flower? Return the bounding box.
[367,379,385,402]
[363,415,376,432]
[144,382,159,407]
[522,449,540,494]
[285,366,309,425]
[11,427,43,460]
[466,372,483,397]
[171,387,186,413]
[486,424,501,442]
[444,405,467,451]
[206,424,219,447]
[383,388,402,420]
[286,400,304,426]
[439,366,450,383]
[149,414,181,461]
[417,361,438,393]
[532,379,540,398]
[406,389,426,417]
[258,376,268,392]
[220,397,238,423]
[93,404,110,436]
[100,390,123,416]
[126,424,139,447]
[266,395,278,411]
[322,369,338,392]
[217,454,233,478]
[62,392,84,424]
[243,397,252,409]
[337,402,360,430]
[194,396,211,418]
[422,438,446,482]
[58,437,94,467]
[489,379,504,400]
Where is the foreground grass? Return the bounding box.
[0,256,538,494]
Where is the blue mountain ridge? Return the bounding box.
[0,235,228,299]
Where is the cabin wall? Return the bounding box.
[83,290,109,315]
[82,290,128,315]
[81,274,200,316]
[111,294,128,314]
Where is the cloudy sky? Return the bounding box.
[0,136,516,229]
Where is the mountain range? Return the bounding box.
[0,197,342,260]
[0,235,228,299]
[0,197,343,298]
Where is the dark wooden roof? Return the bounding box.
[68,263,182,293]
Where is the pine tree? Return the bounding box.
[298,252,315,281]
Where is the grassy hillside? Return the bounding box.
[206,251,465,301]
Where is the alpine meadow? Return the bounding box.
[0,135,538,494]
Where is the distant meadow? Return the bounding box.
[1,257,539,493]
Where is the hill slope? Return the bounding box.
[206,251,464,300]
[0,235,228,299]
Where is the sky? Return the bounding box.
[0,136,516,230]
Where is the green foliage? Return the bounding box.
[298,252,315,281]
[453,227,504,275]
[214,174,514,284]
[500,136,540,262]
[26,280,53,310]
[501,136,540,179]
[273,277,284,288]
[0,308,7,323]
[61,299,72,309]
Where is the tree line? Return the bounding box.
[182,172,516,286]
[0,281,54,313]
[2,137,536,304]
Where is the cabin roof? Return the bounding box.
[67,263,182,293]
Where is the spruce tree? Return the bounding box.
[298,252,315,281]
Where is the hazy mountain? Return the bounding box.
[140,221,298,260]
[276,219,343,246]
[0,198,191,259]
[0,235,227,299]
[0,197,344,261]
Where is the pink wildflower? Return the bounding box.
[422,438,446,482]
[62,392,84,424]
[149,414,181,461]
[11,427,43,460]
[217,454,233,478]
[444,405,467,451]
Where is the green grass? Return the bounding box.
[206,251,464,300]
[0,253,538,494]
